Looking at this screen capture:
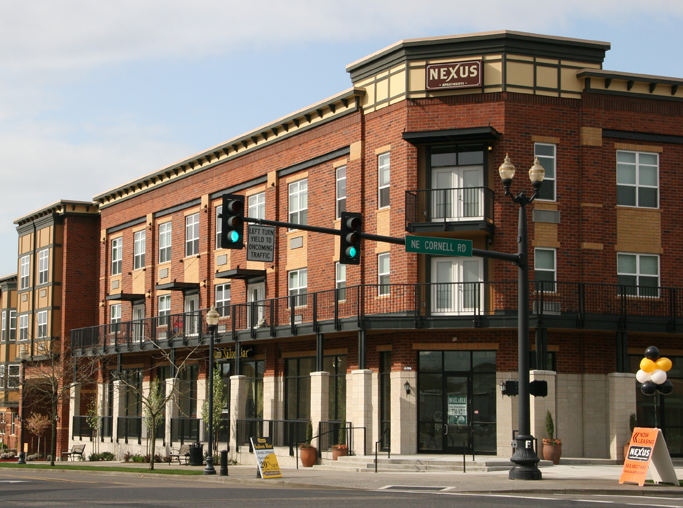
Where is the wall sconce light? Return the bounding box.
[404,380,411,395]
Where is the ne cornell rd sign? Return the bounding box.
[405,235,472,257]
[426,60,482,90]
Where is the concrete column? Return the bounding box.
[390,370,417,455]
[112,380,125,442]
[165,379,179,449]
[608,372,637,461]
[496,371,518,456]
[262,375,276,422]
[310,371,330,449]
[228,375,247,461]
[350,370,372,455]
[529,370,556,442]
[68,383,81,453]
[556,373,583,458]
[196,377,206,443]
[583,374,609,458]
[141,380,150,440]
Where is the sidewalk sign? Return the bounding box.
[619,427,679,486]
[250,437,282,479]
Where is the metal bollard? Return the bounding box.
[220,450,228,476]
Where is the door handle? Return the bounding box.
[443,423,449,435]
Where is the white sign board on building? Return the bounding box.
[247,225,275,263]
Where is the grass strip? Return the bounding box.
[0,463,203,475]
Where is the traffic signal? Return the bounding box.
[529,380,548,397]
[221,194,245,249]
[339,212,362,265]
[500,380,518,397]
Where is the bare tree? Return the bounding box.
[85,399,102,455]
[200,366,228,455]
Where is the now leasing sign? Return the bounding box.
[405,235,472,257]
[620,427,679,486]
[426,60,482,90]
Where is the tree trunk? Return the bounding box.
[149,419,156,471]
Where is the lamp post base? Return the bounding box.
[17,452,26,465]
[203,455,216,475]
[509,435,542,480]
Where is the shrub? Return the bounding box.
[27,453,40,461]
[545,410,555,444]
[100,451,115,461]
[0,452,16,459]
[89,453,101,461]
[132,454,145,463]
[123,452,132,463]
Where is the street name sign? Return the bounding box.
[405,235,472,257]
[247,225,275,262]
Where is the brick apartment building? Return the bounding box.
[9,30,683,463]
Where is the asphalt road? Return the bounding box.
[0,470,681,508]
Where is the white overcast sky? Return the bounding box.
[1,1,682,274]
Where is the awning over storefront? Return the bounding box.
[105,293,145,301]
[402,126,500,145]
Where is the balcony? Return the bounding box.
[70,281,683,357]
[405,187,494,233]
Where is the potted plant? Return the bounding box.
[299,420,317,467]
[624,413,637,460]
[542,410,562,464]
[332,420,348,460]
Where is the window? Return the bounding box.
[18,315,28,341]
[534,248,556,292]
[158,295,171,326]
[0,365,4,389]
[37,310,47,339]
[9,311,15,341]
[185,213,200,257]
[1,311,5,342]
[134,231,146,270]
[335,262,346,301]
[618,253,659,297]
[215,283,231,317]
[20,255,29,289]
[248,192,266,220]
[110,304,121,332]
[7,365,19,389]
[215,205,222,249]
[323,355,347,421]
[11,413,16,434]
[288,268,307,307]
[111,238,122,275]
[288,179,308,227]
[617,151,658,208]
[285,357,314,420]
[159,222,172,263]
[378,153,390,208]
[38,249,49,284]
[535,143,556,201]
[378,253,390,296]
[336,166,346,218]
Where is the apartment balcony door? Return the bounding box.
[132,303,145,342]
[184,294,200,337]
[431,166,483,221]
[247,282,266,327]
[431,257,483,315]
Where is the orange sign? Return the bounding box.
[620,427,679,486]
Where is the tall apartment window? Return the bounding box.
[378,253,390,296]
[335,262,346,301]
[618,253,659,297]
[185,213,200,257]
[617,151,658,208]
[159,222,172,263]
[248,192,266,220]
[158,295,171,326]
[38,249,49,285]
[323,354,347,421]
[7,365,19,389]
[215,205,222,249]
[134,230,146,270]
[18,315,28,341]
[111,238,122,275]
[535,143,556,201]
[110,304,121,332]
[11,413,16,434]
[534,248,556,292]
[20,255,29,289]
[285,357,314,420]
[37,310,47,339]
[378,153,391,208]
[9,311,15,341]
[215,283,231,317]
[288,179,308,227]
[336,166,346,218]
[288,268,307,307]
[1,311,5,342]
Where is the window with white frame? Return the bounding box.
[158,295,171,326]
[18,315,28,341]
[215,205,223,249]
[9,311,15,341]
[11,413,16,434]
[186,213,200,257]
[37,310,47,339]
[617,151,658,208]
[335,262,346,301]
[0,365,4,389]
[378,253,390,296]
[38,249,49,285]
[134,230,146,270]
[378,153,390,208]
[617,253,659,297]
[1,311,5,342]
[159,222,172,263]
[111,237,122,275]
[288,269,308,307]
[20,255,29,289]
[535,143,556,201]
[215,283,231,317]
[288,179,308,227]
[249,192,266,220]
[534,248,556,292]
[110,304,121,332]
[336,166,346,218]
[7,365,19,389]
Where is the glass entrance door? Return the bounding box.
[444,375,470,453]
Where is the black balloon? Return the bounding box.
[657,380,674,395]
[641,381,658,396]
[644,346,660,360]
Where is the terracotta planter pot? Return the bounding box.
[542,439,561,464]
[332,447,348,461]
[552,441,562,465]
[300,447,317,467]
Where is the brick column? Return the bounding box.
[608,372,637,461]
[390,370,416,455]
[229,375,246,461]
[310,371,330,450]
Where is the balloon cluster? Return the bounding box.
[636,346,673,396]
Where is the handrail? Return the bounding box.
[295,425,365,469]
[374,427,391,473]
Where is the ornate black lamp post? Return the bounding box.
[498,154,545,481]
[203,305,220,475]
[17,346,28,465]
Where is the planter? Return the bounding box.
[300,447,317,467]
[542,439,562,464]
[332,446,348,461]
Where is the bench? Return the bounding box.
[169,444,191,465]
[61,444,86,461]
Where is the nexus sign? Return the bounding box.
[426,60,482,90]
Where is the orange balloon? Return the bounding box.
[656,357,673,372]
[640,358,657,373]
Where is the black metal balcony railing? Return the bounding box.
[71,281,683,354]
[405,187,495,228]
[117,416,142,444]
[236,419,308,454]
[72,416,93,440]
[170,417,200,445]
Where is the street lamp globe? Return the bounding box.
[528,157,545,192]
[498,154,516,192]
[206,305,220,327]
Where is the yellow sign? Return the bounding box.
[23,443,28,453]
[250,437,282,479]
[215,347,253,360]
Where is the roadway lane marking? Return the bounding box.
[0,480,30,483]
[0,473,101,484]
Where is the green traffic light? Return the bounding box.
[229,230,240,243]
[347,246,357,258]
